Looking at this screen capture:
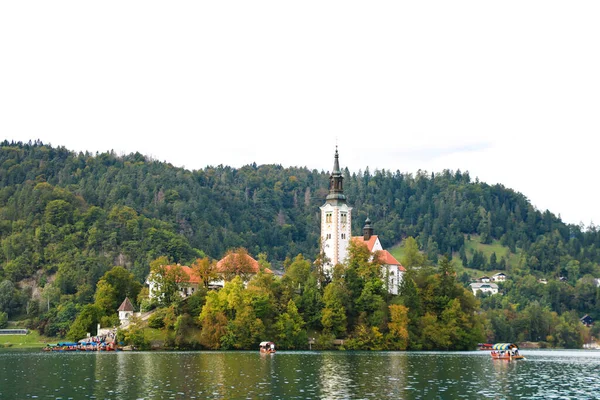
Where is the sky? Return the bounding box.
[1,1,599,226]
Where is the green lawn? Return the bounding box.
[388,234,521,278]
[388,243,405,263]
[0,330,56,348]
[461,235,521,268]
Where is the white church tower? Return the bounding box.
[320,147,352,275]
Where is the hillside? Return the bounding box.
[1,140,600,347]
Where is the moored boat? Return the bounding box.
[490,343,525,360]
[259,341,276,354]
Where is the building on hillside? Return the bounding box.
[118,297,135,326]
[146,264,200,299]
[580,314,593,327]
[491,272,506,282]
[146,251,272,300]
[470,282,499,296]
[479,276,490,283]
[320,148,405,294]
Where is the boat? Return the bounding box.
[490,343,525,360]
[477,343,494,350]
[259,341,276,354]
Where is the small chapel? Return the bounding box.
[320,148,405,294]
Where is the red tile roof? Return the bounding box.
[216,253,272,274]
[162,265,201,284]
[352,235,379,252]
[378,250,406,271]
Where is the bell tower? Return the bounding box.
[320,147,352,275]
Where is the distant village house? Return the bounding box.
[470,282,499,296]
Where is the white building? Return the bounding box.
[117,297,135,326]
[470,282,499,296]
[320,147,352,269]
[491,273,506,282]
[320,148,405,294]
[146,252,272,300]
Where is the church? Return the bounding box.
[320,148,405,294]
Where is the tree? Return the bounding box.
[401,237,427,270]
[98,266,142,308]
[191,256,218,288]
[67,304,101,341]
[0,311,7,328]
[321,275,348,338]
[387,304,409,350]
[0,280,16,315]
[275,299,307,349]
[149,263,188,306]
[490,252,498,270]
[219,248,257,282]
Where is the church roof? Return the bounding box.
[117,297,135,312]
[352,235,379,252]
[378,250,406,271]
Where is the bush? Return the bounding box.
[148,309,166,329]
[0,311,8,328]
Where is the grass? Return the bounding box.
[388,234,522,278]
[388,243,405,264]
[0,330,57,349]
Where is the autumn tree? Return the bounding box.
[386,304,409,350]
[218,248,257,282]
[191,256,218,288]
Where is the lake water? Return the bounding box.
[1,349,599,399]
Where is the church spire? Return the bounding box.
[332,146,341,174]
[326,147,346,204]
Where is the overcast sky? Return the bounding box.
[1,1,599,226]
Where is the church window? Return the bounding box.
[340,212,347,224]
[326,212,332,223]
[341,233,346,239]
[327,233,332,239]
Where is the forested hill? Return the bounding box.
[1,140,600,288]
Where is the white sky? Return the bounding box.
[1,1,599,226]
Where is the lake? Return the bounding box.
[1,349,599,399]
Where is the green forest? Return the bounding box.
[1,140,599,350]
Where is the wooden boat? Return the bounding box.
[259,341,276,354]
[478,343,494,350]
[490,343,525,360]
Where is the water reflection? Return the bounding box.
[2,349,600,399]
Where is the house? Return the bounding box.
[147,251,272,300]
[118,297,135,326]
[538,278,548,285]
[146,264,200,299]
[212,250,272,288]
[480,276,490,283]
[581,315,593,327]
[491,273,506,282]
[320,148,405,295]
[470,282,499,296]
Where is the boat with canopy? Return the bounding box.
[490,343,525,360]
[259,341,276,354]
